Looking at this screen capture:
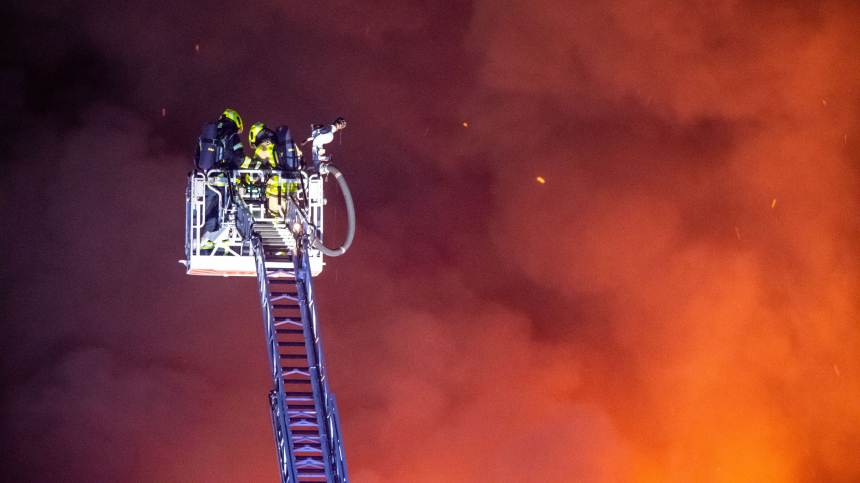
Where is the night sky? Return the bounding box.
[3,0,860,481]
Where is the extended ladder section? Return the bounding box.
[250,231,349,483]
[186,117,355,482]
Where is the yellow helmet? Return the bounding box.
[249,122,276,149]
[221,109,243,134]
[249,122,265,147]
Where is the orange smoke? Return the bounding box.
[314,2,859,483]
[463,0,860,481]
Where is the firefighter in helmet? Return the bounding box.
[249,122,276,151]
[199,109,246,244]
[252,142,288,216]
[215,109,246,169]
[237,125,275,209]
[248,124,296,217]
[241,123,275,169]
[194,109,246,171]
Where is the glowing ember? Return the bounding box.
[536,177,545,184]
[463,122,468,127]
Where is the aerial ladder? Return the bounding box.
[182,120,354,483]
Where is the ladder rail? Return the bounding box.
[252,235,301,483]
[293,246,350,483]
[239,185,349,483]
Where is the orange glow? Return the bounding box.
[9,1,860,483]
[468,2,860,481]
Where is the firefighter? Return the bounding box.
[243,122,299,218]
[200,109,245,242]
[194,109,245,170]
[259,141,295,217]
[248,141,293,217]
[237,141,274,207]
[240,141,275,170]
[255,143,283,216]
[254,142,276,167]
[215,109,246,169]
[241,122,276,170]
[249,122,276,151]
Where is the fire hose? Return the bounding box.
[311,164,355,257]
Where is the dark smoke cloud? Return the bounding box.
[3,0,860,482]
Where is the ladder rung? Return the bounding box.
[274,317,301,324]
[288,422,316,430]
[278,341,305,347]
[293,447,323,454]
[297,456,324,462]
[288,411,317,418]
[279,354,307,359]
[276,329,304,334]
[291,436,320,443]
[273,304,300,309]
[291,442,322,448]
[267,272,295,278]
[282,366,310,371]
[287,405,316,410]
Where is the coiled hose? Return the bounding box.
[311,164,355,256]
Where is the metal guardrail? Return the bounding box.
[183,169,326,276]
